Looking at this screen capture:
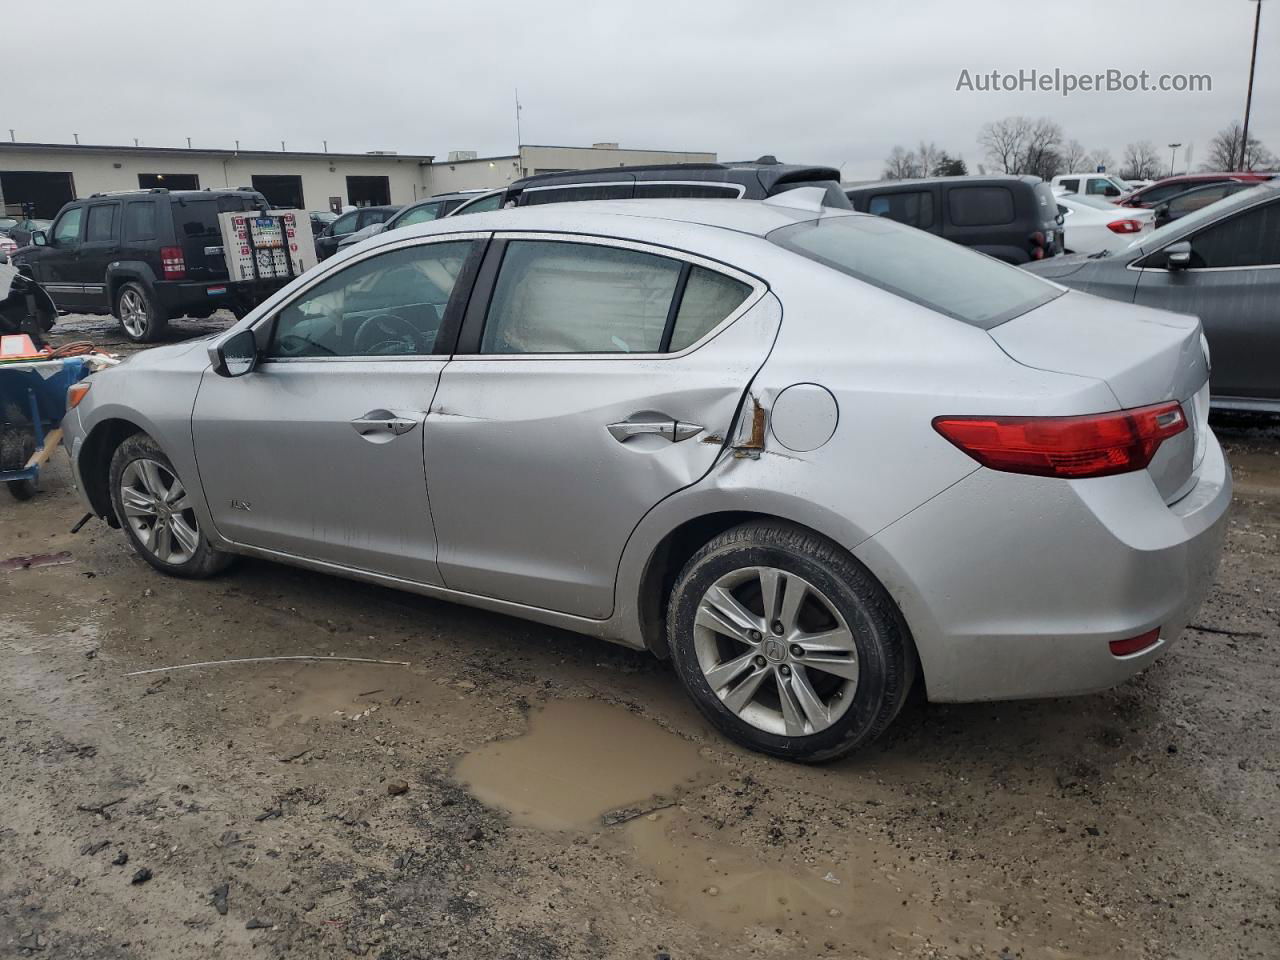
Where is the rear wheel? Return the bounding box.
[108,433,233,578]
[115,282,167,343]
[668,521,915,763]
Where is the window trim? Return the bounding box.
[452,231,767,361]
[253,231,491,363]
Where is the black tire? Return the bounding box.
[108,433,234,579]
[115,281,168,343]
[6,478,37,500]
[667,521,916,763]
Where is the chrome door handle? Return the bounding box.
[607,416,703,443]
[351,410,420,437]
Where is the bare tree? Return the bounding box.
[1121,141,1162,180]
[1061,139,1090,173]
[1085,148,1115,174]
[915,141,945,179]
[882,145,920,180]
[1205,121,1277,171]
[979,115,1063,178]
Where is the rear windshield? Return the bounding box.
[173,195,263,238]
[769,214,1062,329]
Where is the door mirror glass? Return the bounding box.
[1103,185,1121,197]
[214,328,259,377]
[1164,240,1192,269]
[31,231,47,247]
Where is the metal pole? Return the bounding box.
[515,88,523,175]
[1167,143,1181,177]
[1241,0,1263,170]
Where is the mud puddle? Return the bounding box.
[454,698,713,830]
[266,661,422,727]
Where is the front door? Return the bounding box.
[424,235,778,619]
[192,236,483,582]
[1134,196,1280,401]
[35,205,86,310]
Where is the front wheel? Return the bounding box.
[668,522,915,763]
[108,433,234,578]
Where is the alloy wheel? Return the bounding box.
[118,458,200,565]
[693,566,860,737]
[119,289,148,338]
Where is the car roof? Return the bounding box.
[510,160,843,191]
[846,174,1041,191]
[370,196,846,247]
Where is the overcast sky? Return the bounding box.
[6,0,1277,179]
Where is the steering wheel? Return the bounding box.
[352,313,428,356]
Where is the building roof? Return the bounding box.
[0,141,435,163]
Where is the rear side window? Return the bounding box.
[668,267,751,351]
[481,241,681,353]
[520,184,633,206]
[85,204,117,242]
[176,196,260,238]
[948,186,1016,226]
[1059,178,1080,193]
[124,201,157,241]
[769,214,1061,329]
[867,191,935,229]
[633,183,743,199]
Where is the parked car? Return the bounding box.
[5,218,51,247]
[501,157,853,209]
[1124,179,1154,191]
[314,205,401,260]
[445,188,506,217]
[1151,179,1255,227]
[845,175,1063,263]
[336,192,487,253]
[62,192,1227,761]
[0,233,16,262]
[1050,173,1131,198]
[1026,183,1280,412]
[0,217,18,235]
[1115,172,1274,209]
[1054,192,1153,255]
[11,189,282,342]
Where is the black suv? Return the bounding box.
[13,188,286,341]
[502,158,853,208]
[844,175,1063,263]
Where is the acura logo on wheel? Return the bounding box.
[763,639,786,662]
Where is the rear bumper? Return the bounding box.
[855,430,1231,702]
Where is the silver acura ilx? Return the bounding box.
[61,191,1230,761]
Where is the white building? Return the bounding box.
[0,140,717,217]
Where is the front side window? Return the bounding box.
[330,211,358,236]
[1086,178,1116,196]
[481,241,681,354]
[947,186,1015,226]
[85,204,117,242]
[52,207,83,245]
[453,193,503,216]
[363,209,396,226]
[395,202,444,228]
[868,191,935,229]
[770,214,1061,329]
[268,240,474,358]
[1185,201,1280,268]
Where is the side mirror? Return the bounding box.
[1164,240,1192,270]
[212,328,259,377]
[31,231,47,247]
[1104,186,1121,197]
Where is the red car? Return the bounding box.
[1116,172,1274,208]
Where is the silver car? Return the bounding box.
[61,192,1230,761]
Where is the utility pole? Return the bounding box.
[1241,0,1264,170]
[514,88,523,175]
[1167,142,1182,177]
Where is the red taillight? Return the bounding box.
[1028,231,1046,260]
[160,246,186,280]
[932,401,1187,479]
[1109,628,1161,657]
[1107,219,1144,234]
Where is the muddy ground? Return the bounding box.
[1,312,1276,959]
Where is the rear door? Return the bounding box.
[77,200,121,309]
[943,183,1025,262]
[422,233,777,619]
[1133,195,1280,402]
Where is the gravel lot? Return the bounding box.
[1,311,1276,959]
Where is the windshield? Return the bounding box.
[1123,184,1276,252]
[770,213,1062,329]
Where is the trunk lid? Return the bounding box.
[990,289,1210,503]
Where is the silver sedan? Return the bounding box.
[61,192,1230,761]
